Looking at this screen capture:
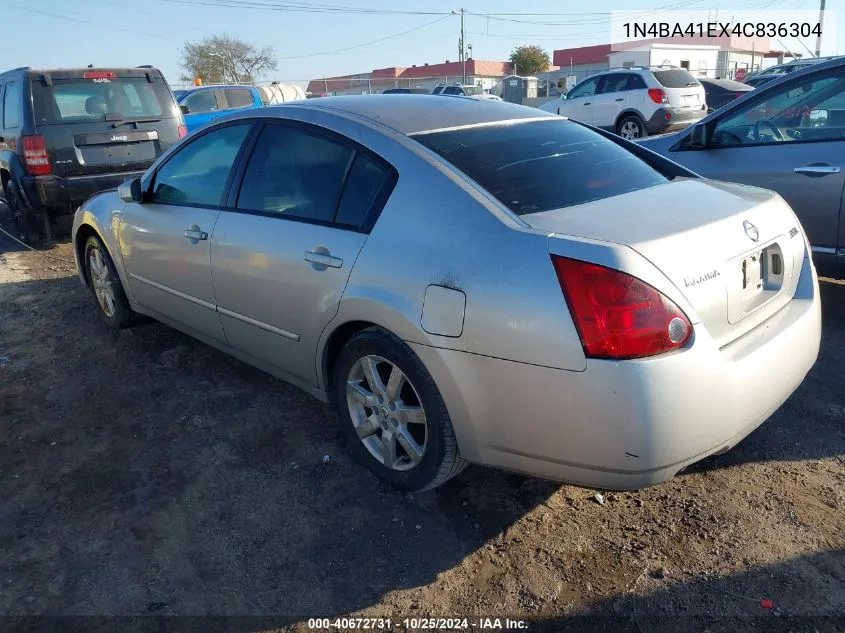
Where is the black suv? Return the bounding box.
[0,66,186,242]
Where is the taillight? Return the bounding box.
[647,88,668,104]
[551,256,692,360]
[177,124,188,139]
[22,135,51,176]
[83,71,117,79]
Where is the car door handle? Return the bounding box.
[304,251,343,268]
[184,227,208,241]
[615,98,624,101]
[794,165,840,175]
[583,102,591,105]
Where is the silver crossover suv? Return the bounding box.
[73,96,821,492]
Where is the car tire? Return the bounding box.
[5,181,41,245]
[333,327,468,492]
[83,235,134,329]
[616,115,647,140]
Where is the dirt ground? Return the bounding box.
[1,220,844,633]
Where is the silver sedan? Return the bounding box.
[72,96,821,492]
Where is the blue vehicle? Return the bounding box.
[176,85,263,133]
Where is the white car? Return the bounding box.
[539,66,707,139]
[433,84,502,101]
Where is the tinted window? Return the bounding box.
[598,74,628,94]
[432,86,444,94]
[652,69,700,88]
[224,88,254,109]
[626,74,647,90]
[31,77,170,123]
[567,77,599,99]
[152,124,250,205]
[443,87,460,95]
[185,90,219,114]
[414,120,668,216]
[334,153,392,228]
[3,82,22,128]
[237,124,353,223]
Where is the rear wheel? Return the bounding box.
[5,181,41,245]
[333,327,468,492]
[617,115,646,140]
[84,235,134,328]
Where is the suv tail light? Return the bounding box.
[647,88,669,104]
[177,124,188,139]
[551,256,692,360]
[22,135,51,176]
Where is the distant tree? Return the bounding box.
[509,45,551,76]
[180,34,277,84]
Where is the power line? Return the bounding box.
[3,3,171,39]
[157,0,450,15]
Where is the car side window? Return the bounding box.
[224,88,254,109]
[236,124,354,224]
[185,90,219,114]
[626,74,647,90]
[597,74,628,94]
[567,77,599,99]
[443,87,459,95]
[334,153,393,228]
[151,124,251,206]
[710,71,845,147]
[432,86,444,95]
[3,81,22,129]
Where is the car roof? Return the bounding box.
[281,94,555,135]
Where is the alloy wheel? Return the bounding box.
[346,355,428,471]
[88,247,117,318]
[620,121,641,139]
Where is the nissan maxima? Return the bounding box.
[72,96,821,492]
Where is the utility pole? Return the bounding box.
[815,0,826,57]
[453,8,466,84]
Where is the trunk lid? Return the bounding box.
[525,178,807,348]
[28,68,182,177]
[653,68,706,111]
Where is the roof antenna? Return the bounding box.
[87,64,93,68]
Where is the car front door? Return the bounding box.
[211,120,396,386]
[558,76,599,124]
[591,73,630,129]
[668,66,845,266]
[118,122,254,342]
[181,89,222,132]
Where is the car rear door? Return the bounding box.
[28,69,181,177]
[669,66,845,264]
[210,120,396,386]
[119,121,254,341]
[590,73,631,129]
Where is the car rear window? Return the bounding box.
[31,76,175,124]
[652,69,701,88]
[413,119,669,216]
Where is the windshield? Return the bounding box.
[413,119,668,216]
[31,77,176,124]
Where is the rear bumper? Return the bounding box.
[411,254,821,490]
[645,106,707,135]
[20,171,146,213]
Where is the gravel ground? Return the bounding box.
[0,221,843,633]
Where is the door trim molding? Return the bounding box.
[218,306,301,342]
[129,273,217,311]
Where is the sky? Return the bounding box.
[1,0,842,88]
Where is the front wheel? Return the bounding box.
[333,327,468,492]
[84,235,134,328]
[617,115,646,140]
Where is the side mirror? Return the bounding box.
[118,177,143,203]
[560,93,567,100]
[179,104,190,115]
[688,122,709,149]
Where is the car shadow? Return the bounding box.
[527,548,845,632]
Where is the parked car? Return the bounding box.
[699,78,754,113]
[432,84,502,100]
[383,88,430,95]
[0,65,185,242]
[742,56,841,88]
[176,85,263,133]
[638,56,845,278]
[72,95,820,492]
[539,66,707,139]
